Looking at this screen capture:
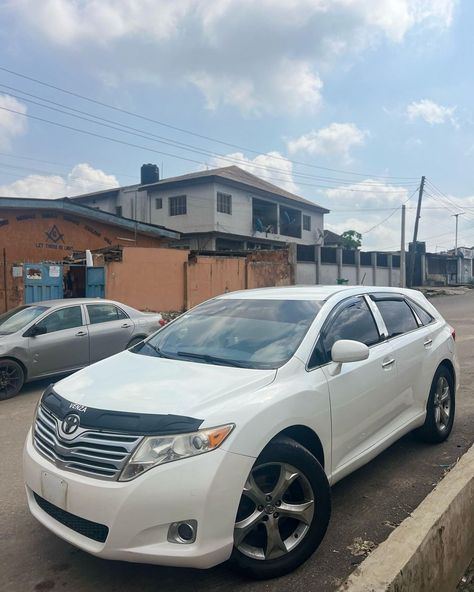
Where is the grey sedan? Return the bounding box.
[0,298,164,400]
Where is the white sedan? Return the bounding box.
[23,286,458,579]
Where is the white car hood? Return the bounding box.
[54,350,277,418]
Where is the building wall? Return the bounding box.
[75,180,325,247]
[295,262,400,287]
[0,207,166,312]
[106,248,189,312]
[105,247,293,312]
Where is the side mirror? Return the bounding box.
[329,340,369,376]
[28,324,47,337]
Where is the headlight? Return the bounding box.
[119,424,234,481]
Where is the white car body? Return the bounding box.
[23,286,459,570]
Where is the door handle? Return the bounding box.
[423,338,433,347]
[382,358,395,369]
[121,323,131,328]
[75,331,87,337]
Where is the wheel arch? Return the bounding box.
[268,425,325,469]
[127,334,147,347]
[438,358,455,386]
[0,355,28,380]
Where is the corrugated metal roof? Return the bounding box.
[0,196,180,239]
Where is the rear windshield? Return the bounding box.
[0,305,48,335]
[136,298,322,369]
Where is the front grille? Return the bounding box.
[33,404,142,480]
[34,493,109,543]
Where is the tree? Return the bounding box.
[340,230,362,249]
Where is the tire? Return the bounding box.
[229,436,331,579]
[126,336,145,349]
[415,365,455,443]
[0,359,25,401]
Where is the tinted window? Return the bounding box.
[87,304,128,324]
[138,298,322,369]
[376,300,418,337]
[0,305,48,335]
[37,306,83,333]
[408,300,434,326]
[322,297,379,360]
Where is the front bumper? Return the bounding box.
[23,429,254,568]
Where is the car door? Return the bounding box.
[309,296,397,476]
[86,303,135,363]
[369,294,432,421]
[27,305,89,378]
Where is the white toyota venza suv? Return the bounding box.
[23,286,458,579]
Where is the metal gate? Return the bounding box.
[86,267,105,298]
[24,263,63,304]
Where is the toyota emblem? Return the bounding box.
[61,413,81,435]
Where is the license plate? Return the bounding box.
[41,472,68,510]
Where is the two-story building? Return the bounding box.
[71,164,329,250]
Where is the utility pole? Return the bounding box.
[407,175,425,288]
[453,213,464,255]
[400,204,406,288]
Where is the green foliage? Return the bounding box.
[340,230,362,249]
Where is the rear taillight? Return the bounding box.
[159,319,166,327]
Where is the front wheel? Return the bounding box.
[229,436,331,579]
[0,359,25,400]
[415,365,455,443]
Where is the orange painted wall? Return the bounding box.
[186,256,246,308]
[105,248,189,312]
[0,207,167,312]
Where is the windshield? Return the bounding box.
[0,305,49,335]
[135,298,322,369]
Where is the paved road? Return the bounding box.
[2,291,473,592]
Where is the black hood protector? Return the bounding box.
[41,386,204,435]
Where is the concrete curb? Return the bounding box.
[338,444,474,592]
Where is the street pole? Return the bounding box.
[400,204,406,288]
[407,175,425,288]
[453,213,464,255]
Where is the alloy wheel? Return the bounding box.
[234,462,315,561]
[433,375,451,432]
[0,364,22,398]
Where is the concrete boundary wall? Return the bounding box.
[339,444,474,592]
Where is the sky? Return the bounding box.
[0,0,473,252]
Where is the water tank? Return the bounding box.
[141,164,160,185]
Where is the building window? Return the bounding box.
[217,192,232,214]
[303,215,311,231]
[155,198,162,210]
[169,195,187,216]
[115,206,122,217]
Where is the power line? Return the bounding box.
[0,64,419,181]
[0,104,418,194]
[0,83,419,189]
[362,186,419,234]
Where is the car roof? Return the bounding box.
[218,285,424,302]
[30,298,132,308]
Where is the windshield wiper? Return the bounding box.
[176,351,248,368]
[140,342,176,359]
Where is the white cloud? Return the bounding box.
[0,164,119,198]
[288,123,368,162]
[406,99,457,125]
[6,0,455,114]
[209,151,297,193]
[0,94,28,150]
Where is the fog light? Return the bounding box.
[167,520,197,544]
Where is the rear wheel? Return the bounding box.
[416,365,455,443]
[229,436,331,579]
[0,359,24,400]
[126,336,145,349]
